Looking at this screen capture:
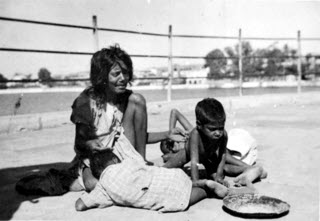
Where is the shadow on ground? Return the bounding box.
[0,162,70,220]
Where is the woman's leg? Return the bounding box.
[189,179,229,207]
[122,93,148,160]
[193,179,228,199]
[188,187,207,207]
[68,156,86,192]
[69,180,85,192]
[82,167,98,192]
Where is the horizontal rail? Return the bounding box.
[1,17,320,41]
[172,34,238,40]
[97,27,168,37]
[0,16,94,30]
[171,34,320,41]
[0,48,93,55]
[242,37,320,41]
[0,16,168,37]
[2,72,320,84]
[2,47,319,60]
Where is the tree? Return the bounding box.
[204,49,227,79]
[263,48,285,76]
[0,73,8,89]
[0,73,7,82]
[224,41,257,76]
[236,41,253,57]
[38,68,53,87]
[283,44,290,57]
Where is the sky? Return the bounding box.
[0,0,320,78]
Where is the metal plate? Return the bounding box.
[223,193,290,218]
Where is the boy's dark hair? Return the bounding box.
[90,44,133,95]
[89,149,120,179]
[195,98,226,125]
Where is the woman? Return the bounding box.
[69,45,187,191]
[16,45,184,195]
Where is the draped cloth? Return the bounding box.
[70,88,145,188]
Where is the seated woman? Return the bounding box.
[16,45,184,196]
[160,108,267,187]
[69,46,189,192]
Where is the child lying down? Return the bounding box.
[75,149,229,212]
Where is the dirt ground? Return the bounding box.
[0,92,319,220]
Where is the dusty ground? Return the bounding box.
[0,92,319,220]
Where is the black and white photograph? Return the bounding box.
[0,0,319,220]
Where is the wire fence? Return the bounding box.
[1,16,320,100]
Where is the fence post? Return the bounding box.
[238,29,243,96]
[167,25,173,102]
[297,30,302,93]
[92,15,99,51]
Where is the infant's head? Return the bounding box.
[89,149,120,179]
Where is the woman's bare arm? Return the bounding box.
[147,128,187,144]
[75,124,104,154]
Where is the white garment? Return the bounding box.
[77,101,144,189]
[227,128,258,165]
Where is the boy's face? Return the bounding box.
[198,121,225,140]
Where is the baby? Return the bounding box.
[75,149,228,212]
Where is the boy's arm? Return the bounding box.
[147,128,186,144]
[213,133,229,187]
[189,129,200,181]
[169,109,193,132]
[215,150,228,186]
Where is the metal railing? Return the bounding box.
[1,16,320,100]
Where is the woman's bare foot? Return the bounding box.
[205,180,228,198]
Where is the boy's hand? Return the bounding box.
[168,127,188,142]
[219,179,230,188]
[213,174,230,188]
[86,140,104,151]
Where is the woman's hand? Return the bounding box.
[85,140,104,152]
[168,127,188,142]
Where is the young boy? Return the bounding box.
[161,98,267,187]
[75,149,228,213]
[189,98,229,185]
